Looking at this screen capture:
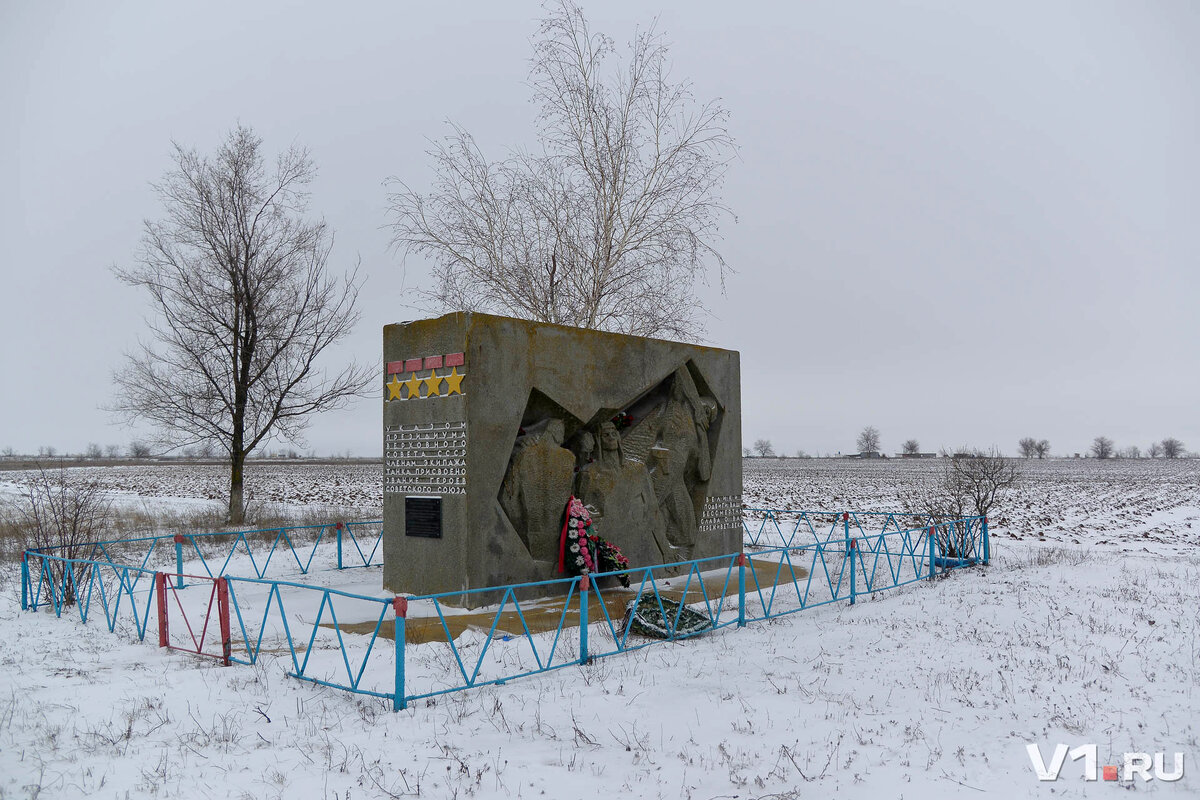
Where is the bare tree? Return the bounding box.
[856,426,881,455]
[85,443,103,459]
[904,448,1019,558]
[752,438,775,458]
[1090,436,1115,460]
[1034,439,1050,459]
[950,450,1020,518]
[387,1,735,341]
[902,439,920,456]
[111,125,373,523]
[1161,438,1185,459]
[741,447,751,458]
[1119,445,1141,459]
[5,465,112,604]
[1018,437,1037,459]
[128,440,152,459]
[104,444,120,458]
[1147,441,1162,458]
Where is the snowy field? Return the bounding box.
[0,462,384,520]
[3,457,1197,546]
[1,459,1197,798]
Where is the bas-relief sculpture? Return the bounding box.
[498,364,720,568]
[381,312,740,605]
[498,419,575,562]
[574,420,665,567]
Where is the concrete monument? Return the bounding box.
[381,312,741,605]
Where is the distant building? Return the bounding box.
[895,452,937,459]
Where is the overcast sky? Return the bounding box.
[3,0,1198,459]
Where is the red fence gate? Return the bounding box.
[154,572,231,665]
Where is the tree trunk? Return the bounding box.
[228,449,245,525]
[230,308,250,525]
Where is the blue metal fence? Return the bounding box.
[28,521,383,588]
[19,511,989,712]
[21,520,383,651]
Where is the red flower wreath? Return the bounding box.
[558,496,630,587]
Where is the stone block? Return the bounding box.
[382,312,741,605]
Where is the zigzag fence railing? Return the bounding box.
[18,512,988,711]
[20,520,382,651]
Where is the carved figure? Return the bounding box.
[647,369,717,558]
[572,430,595,472]
[499,418,576,561]
[576,421,668,565]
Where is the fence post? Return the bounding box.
[393,597,408,711]
[336,522,344,570]
[50,559,62,618]
[156,572,169,647]
[21,551,29,611]
[216,577,232,666]
[174,534,186,588]
[849,539,857,605]
[927,526,937,580]
[737,554,746,628]
[579,574,590,665]
[842,511,850,555]
[981,516,990,565]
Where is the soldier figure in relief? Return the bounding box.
[499,419,576,562]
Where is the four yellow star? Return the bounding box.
[424,368,444,397]
[387,366,467,401]
[443,366,465,395]
[403,372,424,399]
[385,374,405,401]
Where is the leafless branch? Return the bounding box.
[386,0,735,341]
[5,464,112,604]
[856,426,881,455]
[902,448,1019,555]
[110,125,373,522]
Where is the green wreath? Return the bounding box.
[621,594,713,639]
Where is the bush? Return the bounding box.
[6,465,112,604]
[902,449,1019,558]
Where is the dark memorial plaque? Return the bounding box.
[405,497,443,538]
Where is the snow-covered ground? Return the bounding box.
[1,460,1197,798]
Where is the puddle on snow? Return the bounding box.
[322,559,806,644]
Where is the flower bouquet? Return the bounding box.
[558,496,631,587]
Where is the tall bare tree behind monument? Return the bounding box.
[112,125,373,523]
[387,0,736,341]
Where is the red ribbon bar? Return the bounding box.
[557,498,574,573]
